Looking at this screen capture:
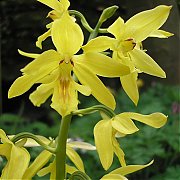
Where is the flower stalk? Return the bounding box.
[88,5,118,41]
[56,114,72,180]
[69,10,93,32]
[11,132,56,153]
[73,105,116,118]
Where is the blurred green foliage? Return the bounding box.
[0,83,179,179]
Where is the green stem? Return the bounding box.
[0,31,2,115]
[99,28,108,33]
[88,5,118,41]
[11,132,55,153]
[73,105,116,118]
[88,23,101,41]
[56,114,72,180]
[69,10,108,34]
[69,10,93,32]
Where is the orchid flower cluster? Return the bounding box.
[0,0,173,179]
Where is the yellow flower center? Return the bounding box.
[116,38,136,57]
[58,57,74,103]
[60,76,71,103]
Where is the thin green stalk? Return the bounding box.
[56,114,72,180]
[88,5,118,41]
[11,132,55,153]
[69,10,93,32]
[88,23,101,41]
[99,28,108,33]
[73,105,116,118]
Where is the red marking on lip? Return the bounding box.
[59,60,64,65]
[125,38,133,41]
[70,60,74,66]
[132,42,136,48]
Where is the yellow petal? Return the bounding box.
[115,132,126,138]
[100,111,110,120]
[74,53,130,77]
[1,146,30,179]
[66,164,78,175]
[149,29,174,38]
[37,0,63,11]
[0,144,11,159]
[129,49,166,78]
[110,160,154,175]
[21,50,60,74]
[61,0,70,10]
[66,146,85,172]
[120,71,139,105]
[29,83,54,107]
[51,80,78,116]
[8,75,37,98]
[101,174,127,180]
[23,136,51,147]
[14,138,27,147]
[36,29,51,49]
[94,120,113,170]
[51,82,63,115]
[0,129,12,144]
[68,141,96,151]
[122,112,167,128]
[37,160,55,177]
[112,115,139,134]
[37,68,59,84]
[46,22,53,29]
[74,82,91,96]
[124,5,172,42]
[107,17,125,39]
[9,51,61,99]
[112,137,126,167]
[73,63,115,110]
[18,49,39,59]
[23,150,52,179]
[0,144,12,178]
[50,162,56,180]
[52,13,83,56]
[82,36,115,53]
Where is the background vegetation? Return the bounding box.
[0,0,179,179]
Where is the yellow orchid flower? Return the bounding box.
[0,129,30,179]
[94,112,167,170]
[36,0,71,49]
[101,160,153,180]
[83,5,173,105]
[8,13,130,116]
